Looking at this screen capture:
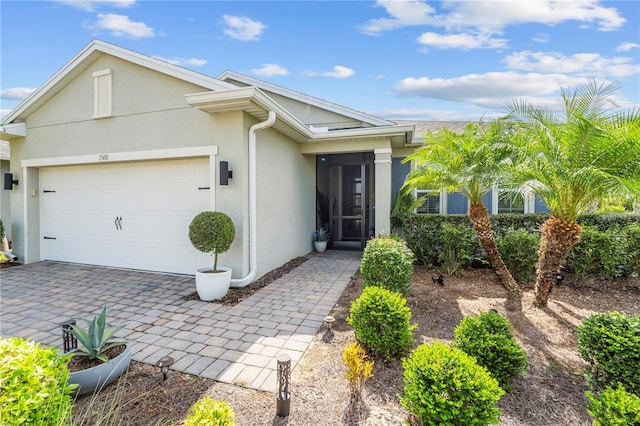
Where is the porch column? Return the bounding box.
[374,148,392,236]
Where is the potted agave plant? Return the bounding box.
[67,306,130,396]
[312,227,330,253]
[189,211,236,301]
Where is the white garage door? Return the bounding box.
[41,158,211,274]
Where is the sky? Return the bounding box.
[1,0,639,122]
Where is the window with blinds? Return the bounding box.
[92,69,112,118]
[497,192,525,214]
[416,190,441,214]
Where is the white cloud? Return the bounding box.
[1,87,36,101]
[360,0,438,35]
[322,66,355,79]
[250,64,289,76]
[57,0,135,12]
[394,71,584,105]
[91,13,154,38]
[505,51,639,78]
[617,42,640,52]
[417,31,507,49]
[153,56,207,67]
[0,110,12,120]
[223,15,266,41]
[532,33,550,43]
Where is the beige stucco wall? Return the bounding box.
[0,159,10,241]
[11,52,316,280]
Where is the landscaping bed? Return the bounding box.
[71,265,639,425]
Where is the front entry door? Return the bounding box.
[316,153,374,250]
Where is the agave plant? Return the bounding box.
[68,306,127,363]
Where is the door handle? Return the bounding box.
[115,216,123,230]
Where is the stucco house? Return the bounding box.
[0,40,545,282]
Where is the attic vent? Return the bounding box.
[92,69,112,119]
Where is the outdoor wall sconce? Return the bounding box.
[432,274,444,286]
[155,355,175,385]
[3,173,18,190]
[219,161,233,186]
[555,273,564,286]
[276,354,291,418]
[61,320,78,354]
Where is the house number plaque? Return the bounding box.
[98,154,110,161]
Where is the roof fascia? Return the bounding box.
[186,86,414,144]
[217,70,394,127]
[1,39,236,125]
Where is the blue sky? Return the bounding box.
[1,0,639,121]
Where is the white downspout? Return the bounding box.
[230,110,276,287]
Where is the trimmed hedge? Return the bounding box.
[400,341,505,425]
[586,384,640,426]
[360,235,414,295]
[346,286,416,361]
[577,311,640,394]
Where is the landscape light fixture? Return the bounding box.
[276,354,291,418]
[322,315,335,343]
[432,275,444,286]
[155,355,175,385]
[61,320,78,353]
[555,273,564,286]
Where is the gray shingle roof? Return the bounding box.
[392,120,469,134]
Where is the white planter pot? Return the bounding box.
[314,241,328,253]
[195,266,232,301]
[68,343,131,396]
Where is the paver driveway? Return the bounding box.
[0,250,361,392]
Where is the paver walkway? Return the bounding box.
[0,250,361,392]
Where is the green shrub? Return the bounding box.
[453,311,527,390]
[343,342,374,398]
[360,235,414,295]
[578,213,640,231]
[400,341,505,426]
[439,222,476,274]
[497,229,540,283]
[577,311,640,394]
[346,286,416,361]
[0,337,75,425]
[566,226,627,280]
[587,384,640,426]
[183,397,235,426]
[623,224,640,277]
[0,219,4,240]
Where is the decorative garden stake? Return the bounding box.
[276,354,291,417]
[61,320,77,353]
[155,355,175,385]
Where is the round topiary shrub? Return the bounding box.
[587,384,640,426]
[400,340,505,426]
[360,235,414,295]
[577,311,640,394]
[183,397,235,426]
[189,211,235,271]
[346,286,416,361]
[452,310,527,390]
[0,337,75,425]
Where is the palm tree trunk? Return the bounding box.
[468,202,521,299]
[534,216,581,307]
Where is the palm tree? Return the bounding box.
[506,80,640,307]
[403,120,522,299]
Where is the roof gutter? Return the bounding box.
[230,110,277,287]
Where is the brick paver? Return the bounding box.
[0,250,360,392]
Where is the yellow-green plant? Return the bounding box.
[343,342,374,398]
[183,397,235,426]
[0,337,75,425]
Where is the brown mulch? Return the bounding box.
[182,257,308,306]
[71,262,639,426]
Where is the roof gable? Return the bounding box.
[2,39,236,124]
[218,71,394,129]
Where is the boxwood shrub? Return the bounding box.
[360,235,414,295]
[566,226,628,280]
[346,286,416,361]
[587,384,640,426]
[0,337,75,425]
[577,311,640,394]
[453,311,527,390]
[400,340,505,425]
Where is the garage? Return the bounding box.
[40,157,211,274]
